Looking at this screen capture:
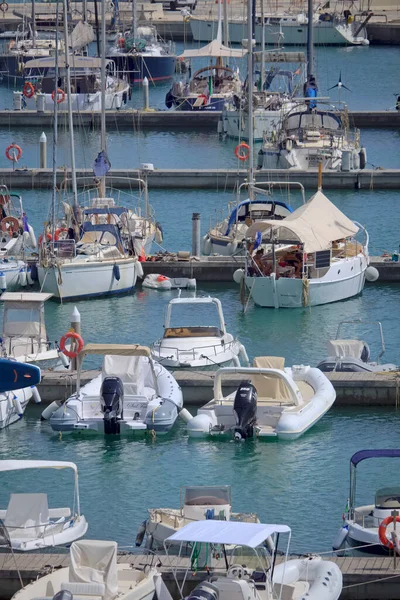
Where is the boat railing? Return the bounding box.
[152,338,239,361]
[49,239,76,259]
[353,509,387,529]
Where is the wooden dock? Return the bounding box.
[1,552,400,600]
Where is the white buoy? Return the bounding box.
[31,386,41,404]
[365,266,379,282]
[39,132,47,168]
[0,272,7,292]
[179,408,192,423]
[233,268,244,284]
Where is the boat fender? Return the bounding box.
[178,407,192,423]
[165,90,174,109]
[0,272,7,291]
[187,278,196,290]
[136,520,147,547]
[136,261,144,279]
[12,394,23,417]
[332,525,348,552]
[233,268,244,284]
[19,268,27,287]
[31,386,41,404]
[113,263,121,281]
[27,267,34,286]
[144,533,153,550]
[227,241,238,255]
[365,266,379,282]
[359,147,367,169]
[28,224,37,248]
[202,235,212,256]
[30,263,39,282]
[379,515,400,549]
[156,222,163,244]
[57,348,70,368]
[187,413,213,437]
[41,400,62,421]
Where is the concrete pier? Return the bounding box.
[1,167,400,190]
[37,369,400,406]
[0,110,399,130]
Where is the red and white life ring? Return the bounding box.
[23,82,35,98]
[378,516,400,550]
[59,332,84,359]
[51,88,66,104]
[235,142,250,161]
[5,144,22,162]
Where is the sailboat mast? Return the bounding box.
[223,0,229,45]
[63,0,78,208]
[307,0,314,76]
[31,0,36,46]
[51,0,60,241]
[260,0,265,91]
[82,0,88,22]
[247,0,254,197]
[100,0,106,197]
[132,0,137,40]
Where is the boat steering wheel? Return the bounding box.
[227,564,249,579]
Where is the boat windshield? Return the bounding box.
[284,110,342,135]
[375,487,400,509]
[230,544,272,572]
[183,486,231,506]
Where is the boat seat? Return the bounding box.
[61,582,106,596]
[0,507,72,520]
[164,327,222,338]
[296,381,315,402]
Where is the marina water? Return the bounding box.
[0,42,399,555]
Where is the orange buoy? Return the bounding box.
[51,88,66,104]
[235,142,250,161]
[59,332,84,359]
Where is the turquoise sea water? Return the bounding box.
[0,42,398,557]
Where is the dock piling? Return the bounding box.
[143,76,149,111]
[70,306,81,371]
[39,132,47,169]
[192,213,201,257]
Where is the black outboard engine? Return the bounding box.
[233,381,258,441]
[100,377,124,434]
[187,582,219,600]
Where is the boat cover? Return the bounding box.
[70,540,118,600]
[166,520,290,548]
[246,191,359,252]
[179,39,247,59]
[102,355,145,396]
[5,493,49,540]
[326,339,364,359]
[0,460,77,472]
[252,357,293,402]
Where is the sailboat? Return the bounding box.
[37,0,141,301]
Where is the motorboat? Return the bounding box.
[165,520,342,600]
[21,56,130,111]
[0,185,36,257]
[220,51,305,141]
[190,11,370,46]
[186,357,336,439]
[234,190,375,308]
[333,449,400,556]
[257,103,367,172]
[201,182,304,257]
[317,319,398,373]
[0,358,41,430]
[11,539,158,600]
[107,25,176,84]
[136,485,259,549]
[142,274,196,290]
[151,296,249,369]
[0,292,70,370]
[0,460,87,551]
[48,344,183,435]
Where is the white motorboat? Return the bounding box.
[151,296,249,369]
[0,358,41,430]
[165,520,342,600]
[142,274,196,290]
[317,319,398,373]
[11,539,158,600]
[48,344,183,435]
[21,56,130,111]
[0,460,87,551]
[187,357,335,440]
[0,292,70,370]
[136,485,259,549]
[333,449,400,556]
[234,190,374,308]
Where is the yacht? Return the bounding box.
[0,358,41,430]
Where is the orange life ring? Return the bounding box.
[157,275,169,282]
[198,93,208,105]
[54,227,68,241]
[38,232,53,245]
[51,88,66,104]
[378,516,400,549]
[5,144,22,162]
[1,216,19,235]
[235,142,250,161]
[23,82,35,98]
[117,37,125,48]
[59,332,84,359]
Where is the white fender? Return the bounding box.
[19,268,27,287]
[12,394,23,417]
[28,224,37,248]
[179,408,192,423]
[202,236,212,256]
[0,272,7,291]
[31,386,41,404]
[332,525,348,551]
[136,261,144,280]
[156,228,163,244]
[41,400,62,420]
[187,413,213,437]
[27,267,34,285]
[226,241,238,255]
[57,349,70,368]
[365,266,379,282]
[233,268,244,284]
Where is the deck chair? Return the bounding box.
[66,539,118,600]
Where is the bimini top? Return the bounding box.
[24,56,109,70]
[179,39,247,59]
[0,292,53,303]
[351,449,400,467]
[225,199,292,235]
[0,460,78,473]
[254,51,306,63]
[80,343,151,359]
[166,520,290,548]
[246,190,358,253]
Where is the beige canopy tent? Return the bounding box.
[179,39,247,59]
[79,343,151,360]
[246,190,359,253]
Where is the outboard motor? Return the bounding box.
[233,381,257,441]
[100,377,124,434]
[187,582,219,600]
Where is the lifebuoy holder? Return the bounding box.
[235,142,250,161]
[52,88,66,104]
[59,332,84,359]
[378,515,400,549]
[5,144,22,162]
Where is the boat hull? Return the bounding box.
[38,258,138,301]
[221,108,288,141]
[171,94,228,111]
[0,388,33,429]
[107,54,176,83]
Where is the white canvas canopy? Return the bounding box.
[327,339,365,359]
[166,520,290,548]
[5,493,49,540]
[179,39,247,59]
[246,190,359,253]
[102,355,145,396]
[0,460,78,473]
[70,540,118,600]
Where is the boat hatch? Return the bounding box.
[164,326,223,338]
[375,487,400,510]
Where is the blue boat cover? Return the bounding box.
[0,359,40,393]
[83,207,126,216]
[225,199,292,236]
[351,449,400,467]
